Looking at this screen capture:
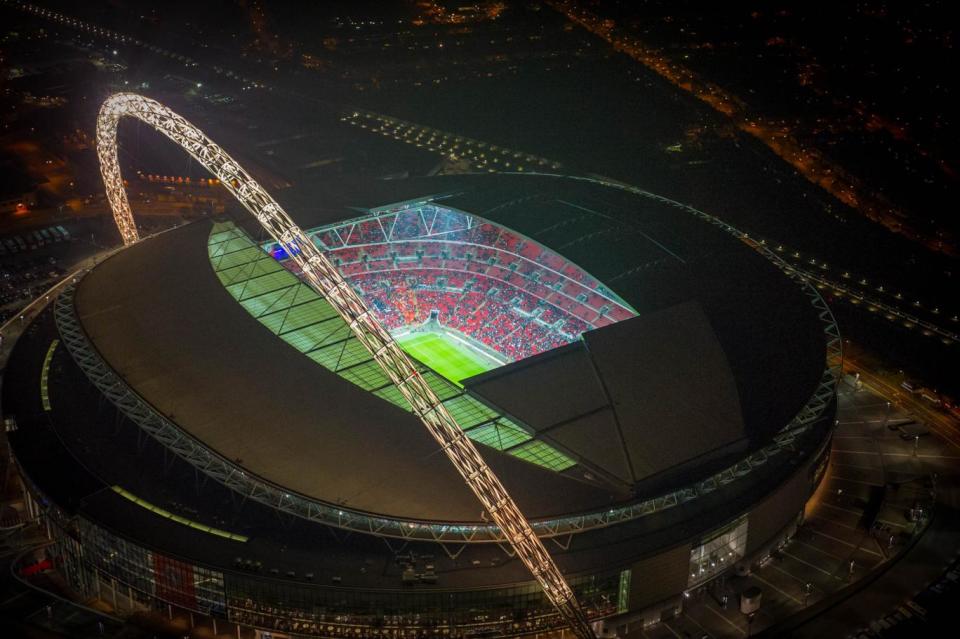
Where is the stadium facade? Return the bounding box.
[3,166,839,637]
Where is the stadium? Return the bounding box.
[1,98,840,638]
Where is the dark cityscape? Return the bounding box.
[0,1,957,638]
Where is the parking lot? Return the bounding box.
[632,378,954,639]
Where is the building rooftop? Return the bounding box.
[65,174,824,524]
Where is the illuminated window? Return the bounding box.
[688,515,748,587]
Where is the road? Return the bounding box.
[843,349,960,452]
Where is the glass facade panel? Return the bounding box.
[227,271,294,301]
[277,301,337,334]
[688,515,749,587]
[509,440,576,471]
[442,395,498,430]
[76,518,227,615]
[338,360,391,391]
[214,245,272,272]
[617,569,631,614]
[466,421,532,450]
[238,286,298,318]
[217,259,285,286]
[38,499,618,635]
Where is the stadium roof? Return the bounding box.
[276,174,825,443]
[75,221,620,523]
[73,173,825,524]
[465,301,747,491]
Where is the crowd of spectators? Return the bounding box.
[306,207,634,324]
[352,270,588,362]
[277,207,638,361]
[329,241,631,322]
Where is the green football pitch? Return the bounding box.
[396,331,497,384]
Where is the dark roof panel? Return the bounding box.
[546,410,634,486]
[466,302,747,489]
[583,302,747,482]
[466,345,608,436]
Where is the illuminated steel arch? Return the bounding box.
[95,93,594,639]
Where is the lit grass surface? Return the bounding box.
[397,331,495,384]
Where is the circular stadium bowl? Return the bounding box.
[3,173,838,636]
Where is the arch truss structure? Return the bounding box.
[94,93,593,639]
